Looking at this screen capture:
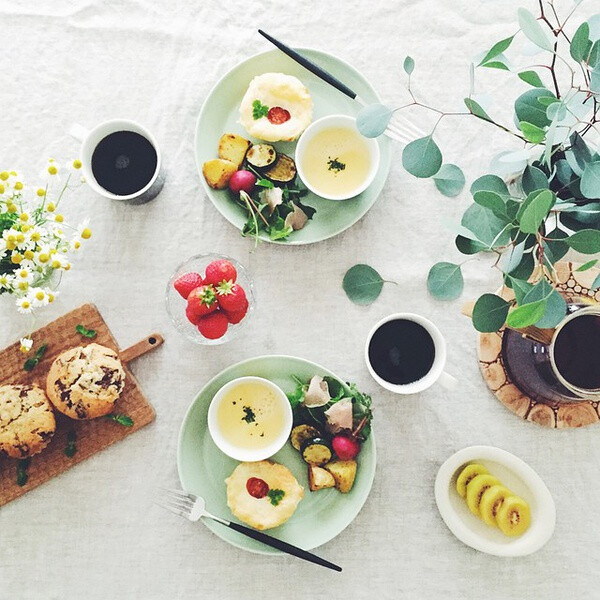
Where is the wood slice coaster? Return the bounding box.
[0,303,162,506]
[478,261,600,429]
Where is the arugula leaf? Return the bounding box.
[252,99,269,120]
[256,178,274,189]
[106,413,134,427]
[23,343,48,372]
[16,458,31,487]
[75,324,97,339]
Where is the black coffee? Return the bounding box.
[553,314,600,390]
[368,319,436,385]
[91,130,157,196]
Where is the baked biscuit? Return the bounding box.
[46,344,126,420]
[0,384,56,458]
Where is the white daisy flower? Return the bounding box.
[31,288,50,307]
[19,337,33,353]
[76,220,92,241]
[14,266,34,284]
[34,244,53,266]
[70,236,83,251]
[0,273,15,290]
[16,296,33,314]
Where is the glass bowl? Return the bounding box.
[166,253,255,345]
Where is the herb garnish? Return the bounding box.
[23,343,48,372]
[267,489,285,506]
[106,413,134,427]
[16,457,31,486]
[327,157,346,173]
[252,99,269,120]
[242,406,256,424]
[64,430,77,457]
[75,324,97,339]
[256,178,274,189]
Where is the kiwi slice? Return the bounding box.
[496,495,531,537]
[479,485,512,527]
[466,474,500,516]
[456,463,489,498]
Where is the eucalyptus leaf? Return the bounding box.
[510,278,534,304]
[506,299,547,329]
[576,259,598,272]
[482,61,510,71]
[518,189,555,234]
[517,7,554,51]
[356,104,393,138]
[499,241,525,274]
[546,101,566,121]
[521,165,549,194]
[402,135,442,178]
[470,174,510,198]
[479,36,514,66]
[580,161,600,199]
[403,56,415,75]
[514,88,556,129]
[473,190,507,218]
[472,294,510,332]
[461,203,511,248]
[519,121,546,143]
[464,97,493,122]
[433,164,466,197]
[536,288,567,328]
[510,251,535,281]
[592,273,600,290]
[343,264,386,305]
[456,235,488,255]
[566,229,600,254]
[427,262,464,300]
[518,70,545,87]
[543,229,569,263]
[571,22,591,62]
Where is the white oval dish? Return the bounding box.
[207,376,293,462]
[434,446,556,557]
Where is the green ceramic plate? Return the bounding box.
[194,49,392,245]
[177,355,376,554]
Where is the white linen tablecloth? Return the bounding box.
[1,1,599,598]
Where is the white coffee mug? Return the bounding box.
[364,312,458,394]
[69,119,164,203]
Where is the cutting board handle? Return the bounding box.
[120,333,163,364]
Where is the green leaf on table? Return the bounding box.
[518,70,545,88]
[499,241,526,275]
[481,61,510,71]
[464,98,493,122]
[518,189,555,234]
[427,262,464,300]
[107,413,134,427]
[472,294,510,332]
[16,458,31,487]
[470,174,510,198]
[75,324,97,339]
[514,88,556,129]
[461,203,511,248]
[576,259,598,272]
[433,164,465,197]
[546,101,566,122]
[581,162,600,199]
[256,178,274,189]
[519,121,546,144]
[521,165,549,194]
[566,229,600,254]
[510,278,534,304]
[473,190,507,218]
[403,56,415,75]
[521,280,567,328]
[23,343,48,372]
[506,300,547,329]
[571,22,591,62]
[455,235,488,255]
[402,135,442,178]
[518,7,554,51]
[356,104,393,138]
[479,35,514,66]
[342,264,386,305]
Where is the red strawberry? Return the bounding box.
[197,310,228,339]
[174,272,203,299]
[223,305,248,325]
[204,259,237,286]
[186,285,218,322]
[216,281,247,313]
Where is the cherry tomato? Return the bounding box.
[246,477,269,499]
[267,106,291,124]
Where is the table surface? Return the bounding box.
[1,1,599,599]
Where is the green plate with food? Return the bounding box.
[195,49,391,244]
[177,355,376,554]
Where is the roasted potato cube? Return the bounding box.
[308,465,336,492]
[324,459,357,493]
[218,133,252,169]
[202,158,237,190]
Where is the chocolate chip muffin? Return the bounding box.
[46,344,126,420]
[0,384,56,458]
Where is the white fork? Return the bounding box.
[156,488,342,571]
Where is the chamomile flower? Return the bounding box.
[31,288,50,307]
[70,236,83,251]
[15,266,34,284]
[76,220,92,240]
[19,337,33,353]
[0,273,15,290]
[34,244,53,266]
[16,296,33,314]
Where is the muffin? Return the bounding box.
[0,384,56,458]
[46,344,126,420]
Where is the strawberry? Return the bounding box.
[174,272,203,299]
[216,281,247,313]
[186,285,218,322]
[197,310,228,339]
[204,259,237,286]
[223,299,248,324]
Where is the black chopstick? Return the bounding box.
[225,520,342,571]
[258,29,358,101]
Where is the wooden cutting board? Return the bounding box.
[0,303,161,506]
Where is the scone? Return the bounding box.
[46,344,126,420]
[0,384,56,458]
[225,460,304,530]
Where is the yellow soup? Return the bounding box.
[216,381,286,450]
[301,126,372,197]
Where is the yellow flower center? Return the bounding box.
[54,214,64,223]
[6,241,16,251]
[81,228,92,239]
[16,233,24,243]
[51,259,61,269]
[64,263,71,271]
[6,234,15,242]
[35,291,45,301]
[19,213,28,222]
[0,171,8,181]
[11,254,22,264]
[48,165,58,175]
[24,250,34,260]
[74,240,81,249]
[21,224,29,233]
[21,300,31,309]
[73,159,82,169]
[7,203,17,213]
[48,293,54,303]
[18,269,28,278]
[0,184,4,194]
[17,281,28,291]
[38,253,49,263]
[14,181,23,190]
[31,232,41,242]
[36,188,46,197]
[46,202,56,212]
